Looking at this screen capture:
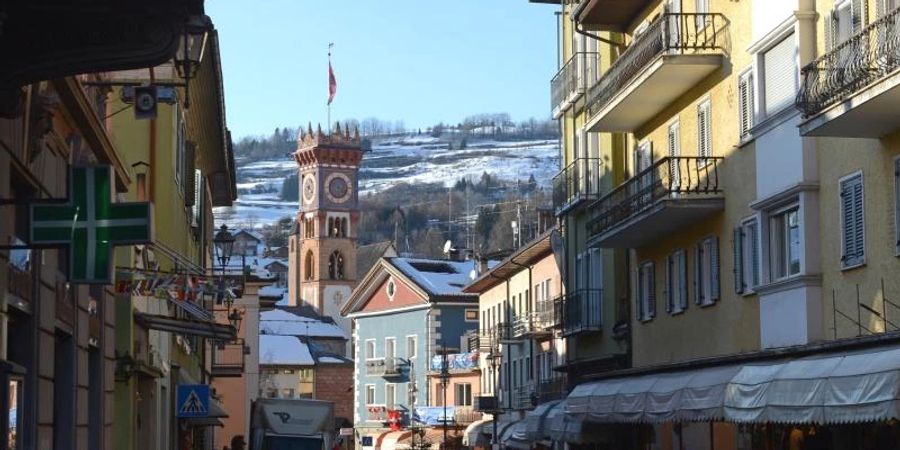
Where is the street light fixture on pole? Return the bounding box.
[439,345,450,450]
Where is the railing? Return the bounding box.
[512,301,558,337]
[465,331,481,353]
[586,13,729,119]
[7,263,34,305]
[512,383,535,410]
[798,5,900,116]
[365,357,403,377]
[454,406,483,424]
[212,339,246,376]
[562,289,603,337]
[552,158,603,214]
[537,377,568,403]
[551,52,600,111]
[587,156,723,239]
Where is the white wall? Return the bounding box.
[752,0,797,43]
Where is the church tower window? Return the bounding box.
[305,250,314,280]
[329,250,345,280]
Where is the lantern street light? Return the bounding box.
[228,308,243,331]
[173,15,211,108]
[439,346,451,450]
[213,224,235,268]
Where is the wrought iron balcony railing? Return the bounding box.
[512,383,535,410]
[551,51,600,114]
[212,339,247,377]
[798,5,900,117]
[7,262,34,306]
[512,299,561,338]
[586,13,729,120]
[552,158,603,215]
[537,377,568,403]
[365,357,403,377]
[587,156,723,240]
[562,289,603,337]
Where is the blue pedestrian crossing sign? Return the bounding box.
[176,384,210,418]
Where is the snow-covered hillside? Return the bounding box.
[214,136,559,228]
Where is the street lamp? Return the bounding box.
[228,307,243,331]
[213,224,235,267]
[439,347,451,450]
[485,351,500,450]
[173,15,211,108]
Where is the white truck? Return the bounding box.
[250,398,335,450]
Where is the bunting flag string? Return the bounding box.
[114,269,238,303]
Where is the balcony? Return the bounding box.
[512,300,560,338]
[573,0,651,31]
[454,406,483,425]
[211,339,247,377]
[365,357,403,377]
[512,383,535,410]
[6,261,34,310]
[552,158,603,216]
[585,13,728,132]
[536,377,568,403]
[561,289,602,337]
[587,157,724,248]
[551,52,599,118]
[798,5,900,137]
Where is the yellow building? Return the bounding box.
[106,24,238,450]
[531,0,900,448]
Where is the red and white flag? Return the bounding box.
[328,61,337,105]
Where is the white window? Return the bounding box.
[385,384,396,409]
[771,205,802,278]
[406,335,417,359]
[365,385,375,405]
[638,261,656,321]
[761,34,798,117]
[386,279,396,300]
[878,0,899,18]
[734,218,761,294]
[828,0,868,51]
[697,100,712,159]
[840,172,865,268]
[455,383,472,406]
[694,236,720,306]
[668,120,681,189]
[738,69,755,138]
[694,0,710,28]
[665,250,688,314]
[385,338,396,360]
[365,340,376,360]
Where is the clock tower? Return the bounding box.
[288,123,362,346]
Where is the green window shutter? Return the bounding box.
[734,227,744,294]
[841,174,865,267]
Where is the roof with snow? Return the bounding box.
[235,229,264,242]
[259,335,314,366]
[260,308,347,339]
[259,285,285,299]
[386,257,487,298]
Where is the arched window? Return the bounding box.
[304,250,314,280]
[328,250,345,280]
[340,218,348,238]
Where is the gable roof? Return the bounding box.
[234,229,263,242]
[260,308,347,339]
[259,334,314,366]
[342,256,481,317]
[356,241,397,280]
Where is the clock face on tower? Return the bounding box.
[325,172,353,204]
[302,174,316,204]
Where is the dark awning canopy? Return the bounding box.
[135,313,236,341]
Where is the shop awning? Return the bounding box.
[524,400,562,441]
[376,430,410,450]
[500,420,530,450]
[134,312,236,340]
[547,403,585,444]
[725,344,900,424]
[462,419,491,447]
[565,364,741,423]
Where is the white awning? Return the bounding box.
[564,364,741,423]
[724,344,900,424]
[462,419,491,447]
[547,402,585,443]
[524,400,563,441]
[500,420,530,450]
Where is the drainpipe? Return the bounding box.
[148,67,156,203]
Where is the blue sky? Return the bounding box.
[206,0,559,139]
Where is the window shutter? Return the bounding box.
[665,255,673,313]
[647,263,656,319]
[763,34,798,116]
[679,252,689,310]
[733,227,744,294]
[697,101,711,158]
[851,0,867,32]
[668,122,681,189]
[877,0,885,18]
[192,170,202,228]
[825,11,835,52]
[710,236,721,302]
[184,141,196,206]
[694,244,703,305]
[841,174,865,267]
[738,71,754,137]
[852,177,865,262]
[637,266,645,320]
[895,159,900,253]
[749,220,761,288]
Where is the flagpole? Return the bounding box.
[328,42,334,134]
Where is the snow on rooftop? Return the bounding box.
[388,257,486,297]
[259,284,285,298]
[260,309,347,339]
[259,335,314,366]
[317,356,351,364]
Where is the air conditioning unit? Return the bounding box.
[474,395,498,412]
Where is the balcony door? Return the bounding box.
[634,141,654,207]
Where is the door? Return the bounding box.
[634,141,654,208]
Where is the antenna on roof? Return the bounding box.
[443,240,453,255]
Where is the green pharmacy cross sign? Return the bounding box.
[30,166,152,284]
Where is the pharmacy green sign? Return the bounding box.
[30,166,152,284]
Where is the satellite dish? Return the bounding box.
[443,240,453,254]
[469,269,478,280]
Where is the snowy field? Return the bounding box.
[214,136,559,229]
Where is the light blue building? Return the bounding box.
[343,257,485,448]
